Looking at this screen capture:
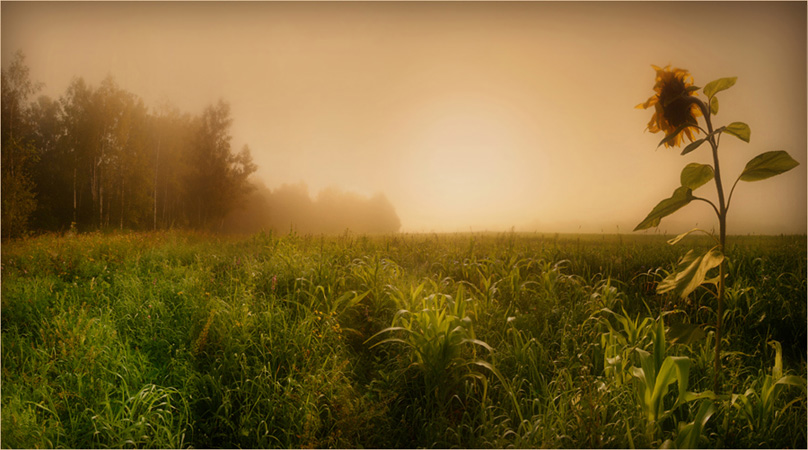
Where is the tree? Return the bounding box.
[3,60,261,235]
[29,94,69,230]
[229,144,258,209]
[59,77,95,229]
[91,77,153,229]
[150,104,194,229]
[1,51,41,238]
[185,100,256,229]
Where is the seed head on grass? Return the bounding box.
[193,310,215,356]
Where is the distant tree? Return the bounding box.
[1,51,41,238]
[150,105,193,229]
[266,182,316,233]
[315,187,401,233]
[87,76,124,228]
[59,77,95,229]
[366,193,401,233]
[229,144,258,208]
[221,178,273,234]
[186,100,256,229]
[29,94,69,230]
[94,77,153,229]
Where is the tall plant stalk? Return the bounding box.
[635,66,799,395]
[699,99,727,393]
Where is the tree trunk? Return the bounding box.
[162,180,168,228]
[91,159,98,226]
[72,163,77,226]
[120,176,125,230]
[152,138,159,230]
[99,173,104,228]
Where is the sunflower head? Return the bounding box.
[637,65,702,148]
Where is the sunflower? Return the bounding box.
[637,65,702,148]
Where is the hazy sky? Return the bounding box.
[3,1,806,234]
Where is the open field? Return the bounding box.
[2,231,806,448]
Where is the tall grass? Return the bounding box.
[2,230,805,448]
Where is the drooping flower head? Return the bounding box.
[637,65,702,148]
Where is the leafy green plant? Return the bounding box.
[589,277,624,311]
[598,306,655,386]
[502,317,549,396]
[730,341,806,440]
[632,348,692,424]
[591,306,671,446]
[611,316,715,444]
[91,384,191,448]
[366,292,495,400]
[635,66,800,392]
[630,321,683,421]
[661,399,716,449]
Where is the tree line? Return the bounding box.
[2,52,256,238]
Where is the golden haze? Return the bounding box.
[2,1,805,234]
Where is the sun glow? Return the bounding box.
[400,94,539,230]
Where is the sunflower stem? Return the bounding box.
[699,98,727,394]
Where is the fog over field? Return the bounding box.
[3,1,805,234]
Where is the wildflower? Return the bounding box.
[637,65,702,148]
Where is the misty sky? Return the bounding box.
[3,1,806,234]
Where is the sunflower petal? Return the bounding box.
[636,96,658,109]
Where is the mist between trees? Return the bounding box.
[1,52,400,238]
[222,181,401,235]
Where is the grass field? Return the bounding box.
[2,230,806,448]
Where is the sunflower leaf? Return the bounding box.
[680,138,706,156]
[739,150,800,182]
[667,227,710,246]
[657,246,724,299]
[724,122,751,143]
[710,96,719,115]
[634,186,694,231]
[703,77,737,99]
[680,163,714,190]
[685,85,701,93]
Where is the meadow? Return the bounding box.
[1,230,805,448]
